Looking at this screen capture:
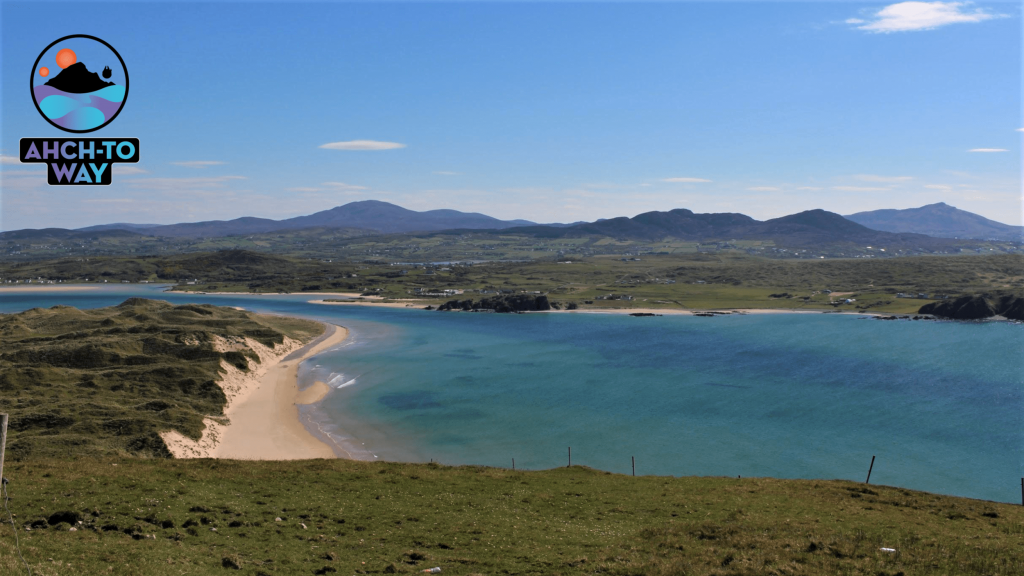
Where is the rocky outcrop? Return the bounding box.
[919,295,1024,321]
[995,296,1024,321]
[437,294,550,313]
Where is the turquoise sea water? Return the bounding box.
[2,286,1021,503]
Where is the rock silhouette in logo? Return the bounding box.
[102,66,112,79]
[44,61,115,93]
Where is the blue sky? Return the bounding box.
[1,1,1020,230]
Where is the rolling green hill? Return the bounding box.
[0,299,322,460]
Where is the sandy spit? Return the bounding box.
[308,298,427,309]
[160,323,350,460]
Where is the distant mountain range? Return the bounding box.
[501,208,949,248]
[85,200,541,238]
[77,223,162,232]
[845,203,1023,242]
[1,201,1017,249]
[0,228,144,241]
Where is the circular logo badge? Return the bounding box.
[30,35,129,133]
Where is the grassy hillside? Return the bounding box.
[0,250,352,292]
[0,299,323,460]
[3,222,1020,263]
[0,458,1020,576]
[4,251,1024,313]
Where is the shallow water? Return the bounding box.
[2,286,1021,503]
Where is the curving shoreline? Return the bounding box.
[161,322,350,460]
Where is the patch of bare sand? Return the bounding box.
[160,324,349,460]
[309,298,426,309]
[295,381,331,405]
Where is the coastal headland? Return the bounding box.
[0,298,332,461]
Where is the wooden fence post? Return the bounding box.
[568,447,571,468]
[865,455,875,484]
[632,456,635,477]
[0,413,8,484]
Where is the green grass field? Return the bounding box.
[4,251,1022,315]
[1,458,1021,576]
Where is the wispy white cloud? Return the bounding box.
[565,189,599,198]
[854,174,913,183]
[319,140,406,151]
[0,171,46,193]
[0,170,44,177]
[746,186,781,192]
[796,186,823,191]
[968,148,1008,152]
[433,171,462,176]
[943,170,973,178]
[321,182,368,190]
[924,184,952,190]
[833,185,891,192]
[852,2,1003,33]
[662,177,712,183]
[170,160,226,168]
[282,182,368,193]
[122,175,247,191]
[112,166,148,175]
[0,154,21,165]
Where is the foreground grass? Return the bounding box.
[1,458,1020,576]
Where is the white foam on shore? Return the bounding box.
[326,372,359,389]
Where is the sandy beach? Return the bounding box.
[170,290,383,298]
[160,322,350,460]
[309,298,426,309]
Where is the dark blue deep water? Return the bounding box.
[2,286,1021,503]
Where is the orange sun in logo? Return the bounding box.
[55,48,77,69]
[39,67,49,77]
